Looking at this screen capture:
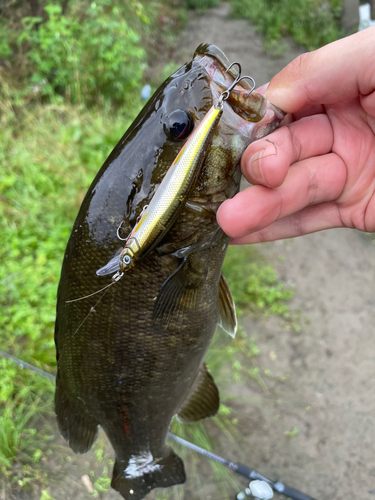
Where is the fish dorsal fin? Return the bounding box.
[177,364,220,423]
[218,273,237,338]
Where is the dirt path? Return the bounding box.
[234,230,375,500]
[173,4,375,500]
[173,3,303,88]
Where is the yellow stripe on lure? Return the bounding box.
[97,62,255,281]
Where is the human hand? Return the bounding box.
[217,27,375,244]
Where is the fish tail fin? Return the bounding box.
[55,382,99,453]
[111,447,186,500]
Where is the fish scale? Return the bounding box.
[55,43,284,500]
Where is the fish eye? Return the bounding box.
[163,110,194,141]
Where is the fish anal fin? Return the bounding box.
[112,448,185,500]
[177,364,220,423]
[55,382,99,454]
[218,273,237,338]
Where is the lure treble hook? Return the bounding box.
[216,61,256,108]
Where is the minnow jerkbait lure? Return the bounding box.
[96,63,255,281]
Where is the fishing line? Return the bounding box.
[72,284,114,336]
[66,280,116,303]
[0,349,317,500]
[65,278,120,336]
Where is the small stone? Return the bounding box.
[81,474,93,493]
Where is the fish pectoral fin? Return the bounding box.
[157,225,223,259]
[111,447,185,500]
[185,200,218,214]
[177,364,220,423]
[153,255,207,321]
[218,273,237,338]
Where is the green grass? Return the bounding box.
[230,0,344,55]
[223,245,294,319]
[0,367,55,493]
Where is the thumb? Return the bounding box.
[264,26,375,113]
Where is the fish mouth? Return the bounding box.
[193,44,285,140]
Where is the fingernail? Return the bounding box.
[255,82,270,95]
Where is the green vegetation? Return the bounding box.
[0,0,187,107]
[16,3,146,105]
[285,426,299,439]
[0,1,300,498]
[223,246,294,318]
[230,0,343,55]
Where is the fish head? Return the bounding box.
[147,43,285,204]
[193,43,285,138]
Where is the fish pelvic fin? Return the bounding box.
[55,382,99,454]
[111,447,185,500]
[218,272,237,338]
[177,363,219,423]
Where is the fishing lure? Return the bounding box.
[97,62,255,282]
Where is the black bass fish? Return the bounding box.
[54,43,284,500]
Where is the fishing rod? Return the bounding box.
[0,349,55,382]
[0,349,317,500]
[168,433,317,500]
